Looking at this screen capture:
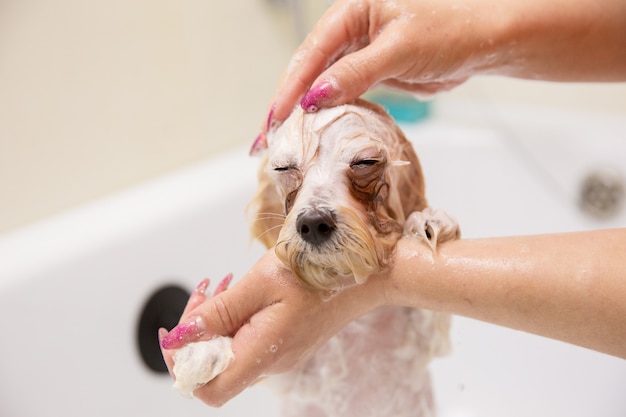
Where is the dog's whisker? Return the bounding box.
[255,216,285,222]
[253,215,286,225]
[255,224,284,241]
[254,215,285,224]
[255,211,285,216]
[253,212,286,221]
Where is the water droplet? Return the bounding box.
[321,289,339,301]
[256,357,262,364]
[269,344,278,353]
[278,338,284,345]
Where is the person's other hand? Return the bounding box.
[160,249,385,406]
[265,0,498,127]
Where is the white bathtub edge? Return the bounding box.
[0,146,256,287]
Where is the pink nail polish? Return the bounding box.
[195,278,210,295]
[266,106,275,131]
[300,81,336,113]
[160,316,206,349]
[213,273,233,296]
[158,327,169,345]
[249,133,267,156]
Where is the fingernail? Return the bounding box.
[266,107,281,131]
[266,106,275,131]
[300,81,336,113]
[195,278,210,295]
[158,327,169,345]
[160,316,206,350]
[249,133,267,156]
[213,273,233,296]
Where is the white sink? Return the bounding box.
[1,101,624,416]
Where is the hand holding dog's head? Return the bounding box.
[249,99,426,291]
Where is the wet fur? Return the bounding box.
[250,100,425,290]
[248,99,458,417]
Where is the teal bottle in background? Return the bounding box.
[363,88,431,123]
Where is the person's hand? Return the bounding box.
[263,0,500,129]
[159,249,385,406]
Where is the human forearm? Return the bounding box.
[487,0,626,81]
[260,0,626,131]
[384,229,626,358]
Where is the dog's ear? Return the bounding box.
[247,154,284,249]
[357,99,427,222]
[390,124,427,219]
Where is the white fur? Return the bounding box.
[253,100,461,417]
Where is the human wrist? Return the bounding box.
[473,0,625,81]
[459,0,522,77]
[376,237,440,309]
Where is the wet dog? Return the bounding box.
[249,99,460,417]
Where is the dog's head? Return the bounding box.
[249,99,426,291]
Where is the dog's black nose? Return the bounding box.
[296,208,337,245]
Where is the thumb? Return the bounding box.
[159,280,261,350]
[300,37,405,112]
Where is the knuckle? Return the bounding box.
[342,58,368,84]
[209,297,238,335]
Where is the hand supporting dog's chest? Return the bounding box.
[246,99,459,417]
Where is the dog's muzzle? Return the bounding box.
[296,207,337,246]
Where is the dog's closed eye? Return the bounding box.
[273,165,296,172]
[271,163,302,186]
[351,158,380,167]
[349,157,386,202]
[269,164,302,214]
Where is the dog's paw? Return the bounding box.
[404,207,461,251]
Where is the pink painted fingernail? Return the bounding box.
[160,316,206,349]
[195,278,210,295]
[158,327,169,345]
[300,81,336,113]
[266,106,275,131]
[249,133,267,156]
[213,273,233,296]
[266,106,282,131]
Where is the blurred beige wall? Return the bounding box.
[0,0,294,233]
[1,0,625,234]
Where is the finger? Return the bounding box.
[212,273,233,297]
[191,303,287,407]
[158,328,175,379]
[300,28,416,111]
[160,273,271,350]
[191,273,361,407]
[160,279,211,350]
[268,0,371,125]
[249,132,267,156]
[180,274,233,321]
[181,278,210,318]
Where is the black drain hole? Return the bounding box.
[137,284,190,373]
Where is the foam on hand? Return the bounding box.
[172,336,234,398]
